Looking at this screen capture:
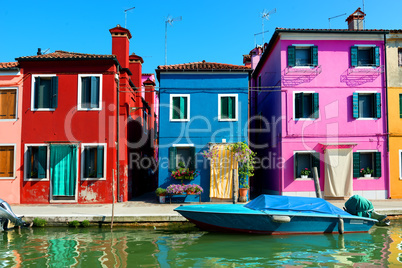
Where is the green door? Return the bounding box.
[50,145,77,197]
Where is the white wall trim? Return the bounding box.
[24,143,50,181]
[77,74,103,111]
[218,94,238,121]
[172,144,194,147]
[169,94,190,122]
[80,143,107,181]
[31,74,57,112]
[293,91,316,121]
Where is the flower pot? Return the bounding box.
[159,195,166,203]
[239,188,248,197]
[364,174,372,178]
[186,191,195,195]
[301,175,308,179]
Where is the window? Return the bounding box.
[81,145,105,180]
[353,151,381,178]
[32,75,58,110]
[351,46,380,67]
[170,94,189,121]
[0,88,17,120]
[218,94,238,121]
[399,48,402,67]
[25,145,48,179]
[0,146,14,179]
[168,146,196,171]
[78,74,102,110]
[288,45,318,67]
[352,93,381,119]
[294,92,319,119]
[143,110,148,134]
[294,152,320,179]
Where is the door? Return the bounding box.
[324,148,353,199]
[50,144,77,201]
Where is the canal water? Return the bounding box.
[0,221,401,267]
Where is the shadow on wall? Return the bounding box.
[340,68,382,87]
[281,67,321,87]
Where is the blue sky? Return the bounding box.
[1,0,400,74]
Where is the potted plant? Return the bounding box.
[155,188,167,203]
[183,184,203,195]
[361,167,373,178]
[300,168,311,179]
[171,162,199,183]
[166,184,184,195]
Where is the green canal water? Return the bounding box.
[0,221,401,267]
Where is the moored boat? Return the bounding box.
[174,195,378,235]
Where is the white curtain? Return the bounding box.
[324,148,353,198]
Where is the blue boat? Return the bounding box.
[174,195,378,234]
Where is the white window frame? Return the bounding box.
[356,149,378,180]
[172,144,195,168]
[0,144,16,180]
[81,143,107,181]
[355,91,378,120]
[31,74,57,111]
[293,91,315,121]
[169,94,190,122]
[24,144,50,181]
[0,87,18,121]
[294,150,316,180]
[292,44,315,69]
[77,74,103,111]
[218,94,238,121]
[353,44,377,69]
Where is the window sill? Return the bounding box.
[31,108,56,112]
[0,177,16,180]
[294,118,317,121]
[355,118,378,120]
[24,178,49,181]
[218,119,238,122]
[0,119,18,122]
[81,178,106,181]
[77,108,102,111]
[356,177,378,180]
[295,177,313,181]
[170,119,190,122]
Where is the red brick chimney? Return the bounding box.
[345,8,366,30]
[129,53,144,88]
[109,25,132,69]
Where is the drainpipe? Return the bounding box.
[116,66,120,202]
[383,33,390,198]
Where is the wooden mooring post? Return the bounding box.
[313,167,322,198]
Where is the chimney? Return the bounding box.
[109,25,132,69]
[345,8,366,30]
[129,53,144,88]
[243,54,251,68]
[250,46,264,69]
[37,48,42,55]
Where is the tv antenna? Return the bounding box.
[261,8,276,45]
[254,31,269,47]
[328,13,346,29]
[165,15,182,66]
[124,6,135,28]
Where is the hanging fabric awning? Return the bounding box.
[319,143,357,150]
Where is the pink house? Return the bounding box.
[0,62,23,204]
[250,25,389,199]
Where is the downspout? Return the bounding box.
[383,33,390,198]
[116,66,120,202]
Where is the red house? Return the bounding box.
[17,25,156,204]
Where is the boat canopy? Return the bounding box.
[245,195,351,216]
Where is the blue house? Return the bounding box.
[155,61,252,201]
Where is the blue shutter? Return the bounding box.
[374,46,380,67]
[353,93,359,119]
[189,146,196,170]
[34,77,41,109]
[295,93,303,118]
[288,46,296,67]
[90,76,99,108]
[351,46,358,67]
[375,93,381,118]
[37,146,47,178]
[183,97,188,119]
[51,77,58,108]
[353,152,360,177]
[26,147,32,178]
[96,146,104,178]
[311,46,318,66]
[374,152,381,177]
[168,147,177,172]
[312,93,319,119]
[84,148,89,178]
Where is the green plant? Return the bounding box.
[33,217,47,227]
[155,188,167,196]
[81,220,90,228]
[68,220,80,228]
[300,168,311,176]
[361,167,373,175]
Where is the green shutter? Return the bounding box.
[51,77,58,108]
[172,97,180,119]
[295,93,303,118]
[375,93,381,118]
[399,94,402,118]
[96,146,104,178]
[312,152,320,178]
[26,147,32,178]
[351,46,358,67]
[294,153,299,178]
[374,46,380,67]
[221,97,228,119]
[179,97,185,119]
[312,93,319,119]
[288,46,296,67]
[228,97,233,119]
[353,152,361,177]
[189,146,196,170]
[34,77,40,109]
[353,93,359,119]
[183,96,188,119]
[37,146,47,178]
[168,147,177,172]
[311,46,318,66]
[374,152,382,177]
[90,76,99,108]
[84,148,89,178]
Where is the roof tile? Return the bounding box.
[0,62,19,69]
[157,60,251,71]
[16,50,116,61]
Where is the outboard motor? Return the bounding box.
[0,199,26,229]
[344,195,390,226]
